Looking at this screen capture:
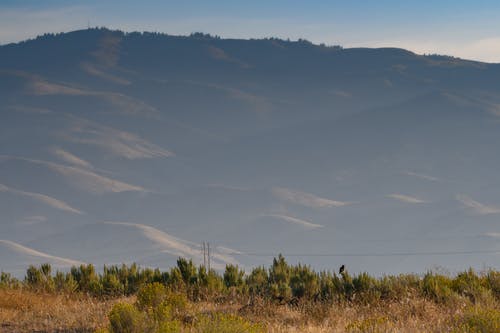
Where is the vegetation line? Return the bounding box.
[1,255,499,332]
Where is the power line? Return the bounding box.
[222,249,500,257]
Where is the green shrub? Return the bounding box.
[164,292,189,319]
[452,307,500,333]
[54,271,78,293]
[342,272,355,301]
[71,264,100,294]
[166,267,185,290]
[378,274,419,300]
[485,270,500,300]
[136,282,167,311]
[290,264,319,299]
[268,255,292,302]
[102,273,125,297]
[246,266,268,296]
[0,272,20,289]
[422,272,455,303]
[177,258,198,286]
[224,264,245,289]
[25,264,55,292]
[108,302,148,333]
[452,269,487,303]
[352,272,381,304]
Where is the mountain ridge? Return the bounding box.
[0,28,499,277]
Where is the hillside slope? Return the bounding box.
[1,28,499,276]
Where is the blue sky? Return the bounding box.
[1,0,500,62]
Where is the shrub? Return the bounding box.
[176,258,198,286]
[378,274,419,300]
[108,302,148,333]
[54,271,78,293]
[422,272,455,303]
[246,266,268,296]
[318,271,336,302]
[485,270,500,300]
[452,307,500,333]
[353,272,381,304]
[268,255,292,302]
[290,264,319,299]
[164,292,189,319]
[0,272,20,289]
[102,273,125,297]
[25,264,54,292]
[452,269,487,303]
[223,264,245,289]
[71,264,99,294]
[136,282,167,311]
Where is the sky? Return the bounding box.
[0,0,500,62]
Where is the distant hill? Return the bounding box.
[1,28,499,276]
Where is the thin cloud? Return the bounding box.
[0,183,82,214]
[456,195,500,215]
[0,155,146,194]
[0,239,84,266]
[264,214,324,229]
[51,147,93,169]
[272,187,351,208]
[387,193,427,204]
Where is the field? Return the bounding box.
[1,258,499,332]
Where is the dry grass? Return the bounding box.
[0,288,132,333]
[1,288,498,332]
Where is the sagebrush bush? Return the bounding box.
[108,302,148,333]
[17,259,500,309]
[353,272,381,304]
[136,282,167,311]
[452,268,487,303]
[290,264,319,299]
[485,270,500,300]
[0,272,21,289]
[452,307,500,333]
[422,272,455,303]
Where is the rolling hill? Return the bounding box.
[1,28,499,276]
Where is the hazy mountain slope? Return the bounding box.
[0,28,499,277]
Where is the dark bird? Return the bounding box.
[339,265,345,274]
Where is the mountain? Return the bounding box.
[1,28,499,277]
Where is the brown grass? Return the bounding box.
[0,288,132,333]
[1,288,498,332]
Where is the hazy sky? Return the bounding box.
[1,0,500,62]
